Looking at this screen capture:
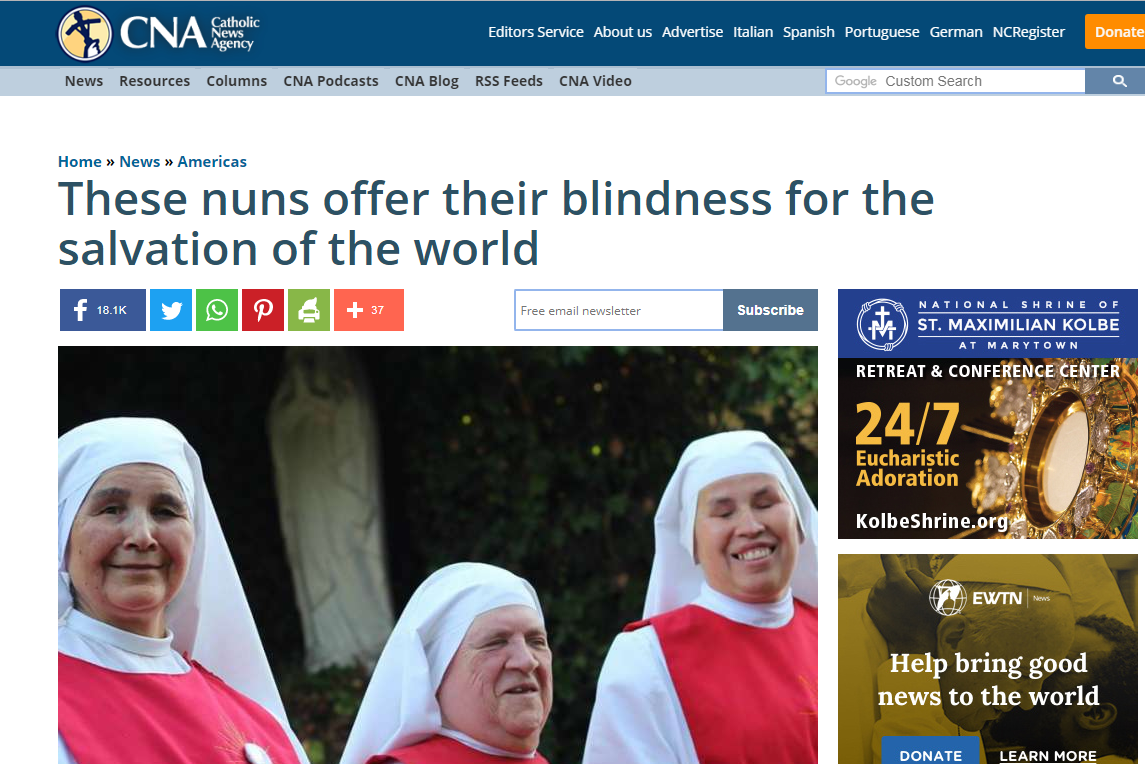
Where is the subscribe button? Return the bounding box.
[881,736,979,764]
[1086,14,1145,48]
[723,288,818,331]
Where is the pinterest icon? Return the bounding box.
[241,289,284,331]
[254,299,274,322]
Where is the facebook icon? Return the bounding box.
[61,289,146,331]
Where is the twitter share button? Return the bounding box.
[149,289,193,331]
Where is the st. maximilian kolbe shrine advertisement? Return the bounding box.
[838,554,1138,764]
[838,290,1138,540]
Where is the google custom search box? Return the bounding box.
[514,289,817,331]
[827,69,1084,94]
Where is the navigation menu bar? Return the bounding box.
[7,67,1139,97]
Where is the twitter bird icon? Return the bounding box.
[150,289,192,331]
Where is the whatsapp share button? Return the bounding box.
[513,289,817,331]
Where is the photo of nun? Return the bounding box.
[58,418,308,764]
[583,431,819,764]
[341,563,553,764]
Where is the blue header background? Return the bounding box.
[839,289,1138,358]
[8,1,1145,66]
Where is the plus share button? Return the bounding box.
[333,289,405,331]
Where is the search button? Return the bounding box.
[1086,14,1145,48]
[1085,69,1145,94]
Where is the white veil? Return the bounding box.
[643,430,818,617]
[58,417,307,763]
[340,563,543,764]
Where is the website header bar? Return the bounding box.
[8,1,1145,67]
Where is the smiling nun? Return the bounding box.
[583,430,819,764]
[341,563,553,764]
[57,418,307,764]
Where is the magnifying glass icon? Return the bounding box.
[1113,74,1127,87]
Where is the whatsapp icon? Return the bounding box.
[195,289,239,331]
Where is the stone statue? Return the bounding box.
[269,347,394,670]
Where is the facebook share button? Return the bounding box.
[61,289,146,331]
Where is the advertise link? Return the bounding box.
[854,511,1009,533]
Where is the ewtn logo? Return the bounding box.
[856,298,909,352]
[928,579,967,615]
[929,579,1025,615]
[58,8,113,61]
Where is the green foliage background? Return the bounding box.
[59,346,817,764]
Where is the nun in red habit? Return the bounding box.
[340,563,553,764]
[57,418,308,764]
[584,431,819,764]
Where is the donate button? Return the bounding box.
[881,736,979,764]
[1086,14,1145,48]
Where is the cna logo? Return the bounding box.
[856,298,909,352]
[119,14,260,52]
[121,15,207,49]
[58,8,261,59]
[929,579,967,616]
[58,7,112,61]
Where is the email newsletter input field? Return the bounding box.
[514,290,724,331]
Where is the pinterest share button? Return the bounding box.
[242,289,285,331]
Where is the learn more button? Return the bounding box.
[1086,15,1145,48]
